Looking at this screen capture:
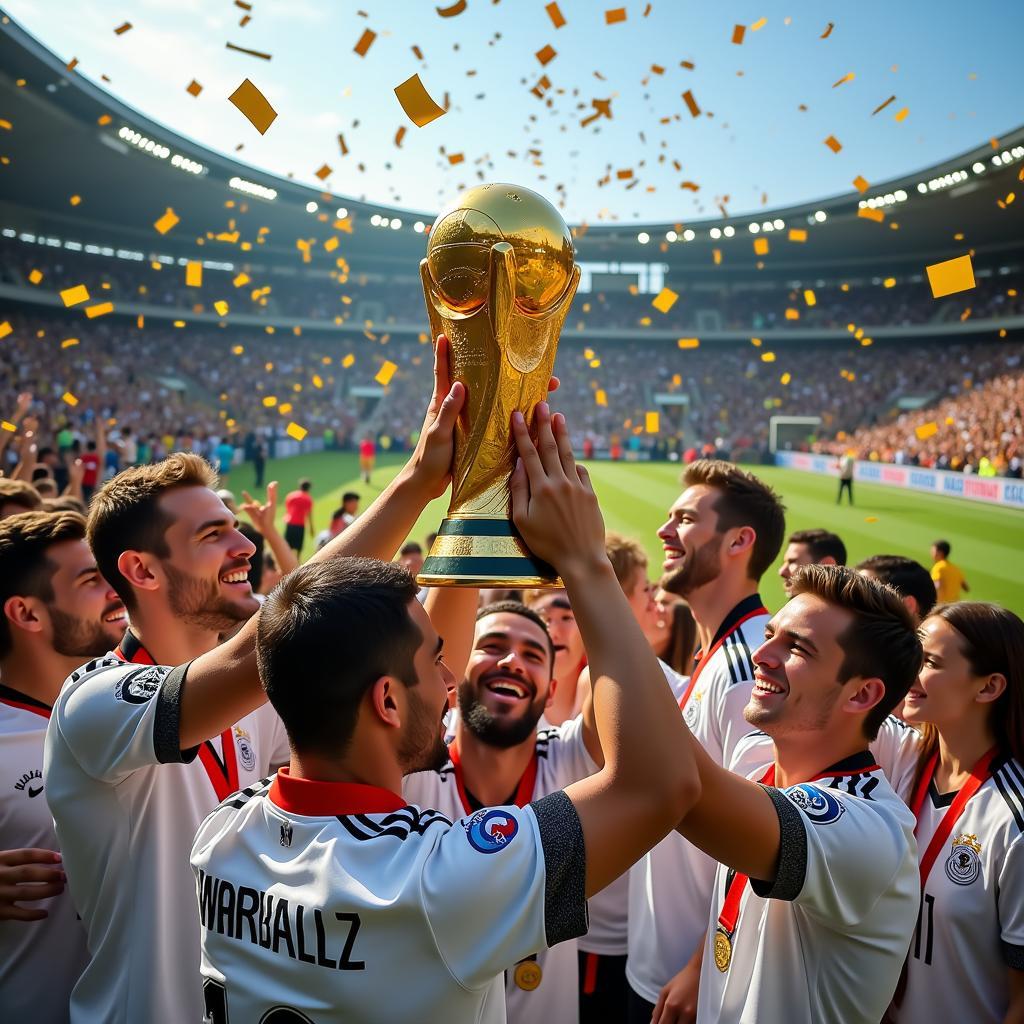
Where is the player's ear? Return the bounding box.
[727,525,756,559]
[3,595,44,635]
[976,672,1007,705]
[819,556,837,567]
[117,550,160,594]
[368,675,403,729]
[844,676,886,716]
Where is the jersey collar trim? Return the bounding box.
[115,628,155,665]
[268,766,406,816]
[0,682,52,718]
[708,593,767,650]
[814,749,877,777]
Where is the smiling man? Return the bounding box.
[404,599,603,1024]
[0,511,126,1022]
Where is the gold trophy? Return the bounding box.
[416,183,580,587]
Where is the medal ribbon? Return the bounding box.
[908,744,998,889]
[449,740,538,815]
[679,605,768,711]
[116,630,239,801]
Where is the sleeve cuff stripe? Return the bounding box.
[750,785,807,902]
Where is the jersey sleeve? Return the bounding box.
[53,661,197,784]
[729,730,774,779]
[421,790,588,990]
[998,834,1024,969]
[699,665,757,769]
[750,783,911,926]
[869,716,923,802]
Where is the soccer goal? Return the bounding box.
[769,415,822,454]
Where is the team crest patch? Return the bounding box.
[683,691,701,729]
[115,665,165,705]
[234,726,256,772]
[945,833,982,886]
[465,808,519,854]
[784,784,845,825]
[280,822,293,848]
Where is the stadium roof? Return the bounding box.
[1,15,1022,279]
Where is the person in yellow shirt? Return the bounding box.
[930,539,971,603]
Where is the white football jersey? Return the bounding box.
[697,751,919,1024]
[404,715,597,1024]
[44,638,289,1024]
[0,685,89,1022]
[191,769,589,1023]
[627,597,770,1003]
[895,755,1024,1024]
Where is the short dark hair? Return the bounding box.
[787,529,847,566]
[299,479,312,492]
[258,558,421,757]
[87,453,218,612]
[400,541,423,556]
[0,511,87,659]
[0,478,43,514]
[933,539,951,558]
[476,600,555,671]
[682,460,786,581]
[789,564,922,740]
[855,554,936,618]
[342,492,360,504]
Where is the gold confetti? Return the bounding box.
[214,300,229,316]
[228,78,278,134]
[753,237,769,256]
[225,42,272,60]
[858,206,884,223]
[652,287,678,313]
[0,321,11,339]
[286,422,308,441]
[926,254,975,298]
[66,58,79,72]
[780,372,791,385]
[883,277,896,288]
[751,337,762,347]
[186,79,203,97]
[394,74,447,127]
[353,28,377,56]
[645,412,660,433]
[820,22,834,38]
[60,284,90,307]
[185,261,202,287]
[279,403,293,415]
[871,94,895,116]
[865,516,878,523]
[894,106,909,122]
[682,89,701,118]
[394,126,406,147]
[824,135,842,153]
[731,24,746,44]
[113,21,132,34]
[605,7,627,24]
[28,269,42,284]
[677,338,699,349]
[233,272,251,287]
[231,344,244,355]
[785,308,800,321]
[137,315,144,328]
[546,1,566,28]
[536,44,557,65]
[761,351,776,362]
[69,194,82,206]
[315,163,332,180]
[1,421,16,432]
[375,360,398,385]
[173,319,185,328]
[595,389,607,407]
[750,16,767,30]
[436,0,467,14]
[338,133,349,155]
[832,72,854,88]
[62,392,79,407]
[342,353,355,368]
[788,228,807,242]
[804,289,816,307]
[263,396,278,408]
[154,207,180,234]
[61,337,79,348]
[852,175,870,193]
[448,152,465,165]
[712,248,722,264]
[915,422,938,440]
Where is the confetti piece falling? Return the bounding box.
[832,72,854,88]
[926,254,975,298]
[1,421,16,432]
[824,135,842,153]
[186,79,203,97]
[0,321,11,339]
[652,287,678,313]
[536,44,557,65]
[60,284,90,307]
[61,337,79,348]
[233,272,251,287]
[436,0,467,15]
[894,106,909,122]
[852,175,870,193]
[865,516,878,523]
[226,42,272,60]
[375,360,398,386]
[394,74,447,127]
[871,94,895,115]
[883,277,896,288]
[645,412,659,433]
[682,89,701,118]
[753,237,769,256]
[605,8,627,24]
[63,392,79,407]
[677,337,699,349]
[286,422,308,441]
[789,228,807,242]
[761,351,776,362]
[595,389,607,407]
[546,1,566,28]
[185,261,202,287]
[113,21,132,34]
[821,22,834,38]
[97,113,112,125]
[353,28,377,56]
[214,300,229,316]
[342,353,355,368]
[915,422,939,440]
[712,248,722,265]
[28,269,42,284]
[750,16,767,30]
[154,207,180,234]
[85,302,114,318]
[228,78,278,134]
[804,289,817,306]
[731,24,746,44]
[448,152,465,165]
[858,206,884,223]
[315,163,332,180]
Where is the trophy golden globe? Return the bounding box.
[416,183,580,587]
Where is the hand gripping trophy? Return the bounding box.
[416,183,580,587]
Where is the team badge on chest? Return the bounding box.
[945,833,982,886]
[684,691,701,729]
[234,726,257,772]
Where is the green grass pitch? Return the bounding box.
[220,451,1024,616]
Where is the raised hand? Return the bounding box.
[240,480,278,536]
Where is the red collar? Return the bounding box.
[0,683,51,719]
[268,766,406,816]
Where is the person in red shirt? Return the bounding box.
[80,443,101,505]
[359,435,376,484]
[283,479,314,556]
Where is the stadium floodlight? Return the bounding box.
[723,225,735,237]
[748,222,760,233]
[228,176,277,201]
[390,218,402,229]
[813,210,827,223]
[682,229,695,241]
[762,221,774,232]
[336,207,348,219]
[637,231,650,243]
[370,214,381,226]
[972,161,986,174]
[773,218,784,230]
[709,227,721,239]
[413,221,425,233]
[665,230,677,242]
[305,201,318,213]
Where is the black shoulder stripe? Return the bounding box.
[337,806,452,842]
[218,775,273,810]
[721,635,739,685]
[994,765,1024,834]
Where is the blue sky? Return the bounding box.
[6,0,1023,222]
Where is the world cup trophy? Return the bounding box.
[416,183,580,587]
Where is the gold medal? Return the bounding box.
[514,960,543,991]
[713,929,732,972]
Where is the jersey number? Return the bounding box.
[912,892,936,966]
[204,979,316,1023]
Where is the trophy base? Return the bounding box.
[416,516,561,588]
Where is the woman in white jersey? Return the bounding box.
[889,602,1024,1023]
